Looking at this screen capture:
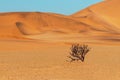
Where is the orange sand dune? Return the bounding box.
[0,11,120,41]
[0,1,120,41]
[0,0,120,41]
[0,12,91,38]
[72,0,120,33]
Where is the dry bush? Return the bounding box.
[68,44,90,62]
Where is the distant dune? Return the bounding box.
[0,0,120,42]
[0,12,92,38]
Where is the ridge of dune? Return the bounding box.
[72,0,120,33]
[90,0,120,31]
[0,12,99,39]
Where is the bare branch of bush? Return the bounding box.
[68,44,90,62]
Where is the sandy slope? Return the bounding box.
[72,0,120,33]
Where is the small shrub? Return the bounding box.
[68,44,90,62]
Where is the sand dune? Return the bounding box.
[0,12,92,39]
[0,0,120,41]
[0,11,120,41]
[72,0,120,33]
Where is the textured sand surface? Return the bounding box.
[0,40,120,80]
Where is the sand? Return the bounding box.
[0,40,120,80]
[0,0,120,80]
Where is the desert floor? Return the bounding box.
[0,39,120,80]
